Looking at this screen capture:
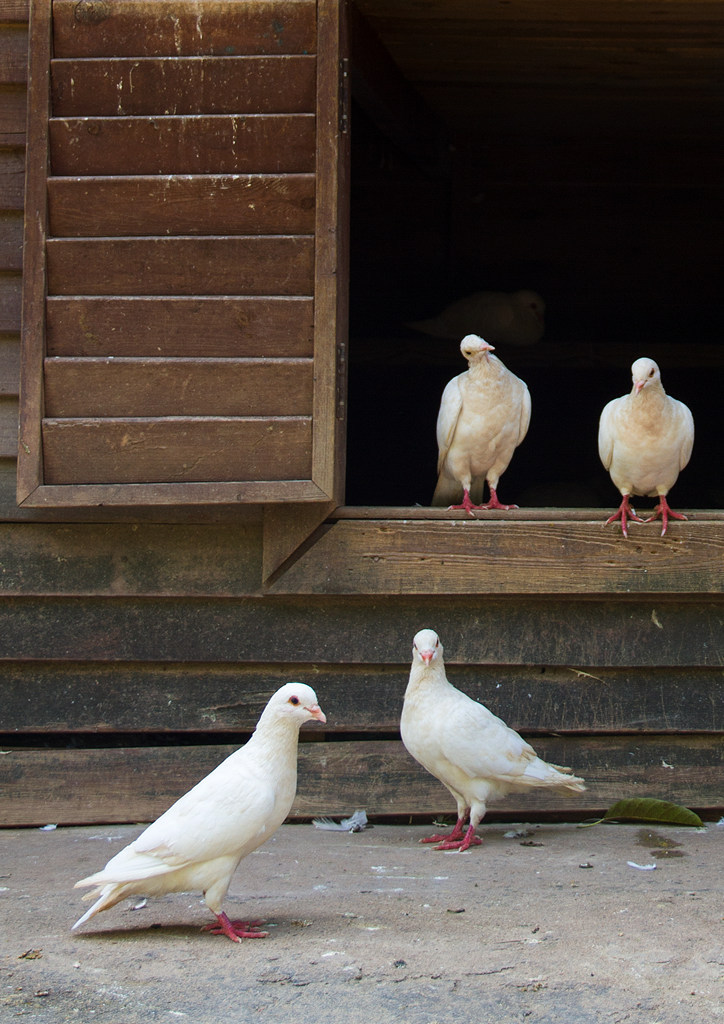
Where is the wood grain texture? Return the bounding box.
[0,146,25,209]
[46,296,315,357]
[0,593,721,667]
[43,357,314,417]
[48,114,313,176]
[2,660,722,735]
[51,55,316,115]
[267,519,724,595]
[41,416,312,484]
[46,236,315,296]
[0,209,22,267]
[49,114,316,175]
[0,271,21,330]
[52,0,317,59]
[0,334,19,393]
[2,735,721,826]
[0,393,17,455]
[48,174,316,236]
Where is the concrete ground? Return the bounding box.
[1,820,722,1023]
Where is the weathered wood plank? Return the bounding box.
[0,145,25,209]
[2,735,721,826]
[0,270,20,330]
[19,478,330,507]
[0,594,721,666]
[41,416,313,484]
[48,174,316,236]
[0,24,27,83]
[49,114,316,174]
[2,660,722,735]
[0,209,22,267]
[43,357,314,417]
[0,1,29,23]
[0,333,19,393]
[46,236,315,297]
[0,392,17,455]
[46,296,315,357]
[52,0,317,59]
[267,519,724,595]
[0,84,25,141]
[51,55,316,115]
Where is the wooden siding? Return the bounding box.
[0,2,722,830]
[16,0,347,507]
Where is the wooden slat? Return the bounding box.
[18,478,329,507]
[41,416,312,484]
[2,735,722,826]
[0,595,721,667]
[0,392,17,455]
[48,174,316,236]
[0,271,20,330]
[46,236,315,296]
[0,84,26,142]
[46,296,315,357]
[0,145,25,209]
[0,1,29,23]
[52,0,317,59]
[267,519,724,595]
[0,333,19,393]
[43,357,314,417]
[2,659,722,734]
[0,209,22,267]
[49,114,316,175]
[51,55,317,115]
[0,24,27,83]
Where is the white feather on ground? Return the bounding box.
[407,289,545,347]
[598,357,694,537]
[72,683,326,942]
[432,334,531,513]
[401,629,586,852]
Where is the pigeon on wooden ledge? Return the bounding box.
[432,334,531,514]
[598,357,694,537]
[400,629,586,852]
[72,683,326,942]
[407,289,545,347]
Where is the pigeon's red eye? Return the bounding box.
[289,696,300,706]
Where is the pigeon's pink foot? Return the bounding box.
[479,487,518,511]
[448,489,478,517]
[420,816,467,845]
[203,911,269,942]
[605,494,644,538]
[435,825,482,852]
[644,496,687,536]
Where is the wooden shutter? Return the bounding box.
[18,0,349,526]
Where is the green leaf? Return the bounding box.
[581,798,704,828]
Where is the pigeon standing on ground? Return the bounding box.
[72,683,326,942]
[400,629,586,852]
[432,334,531,514]
[407,289,545,347]
[598,357,694,537]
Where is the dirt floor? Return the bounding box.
[1,820,722,1023]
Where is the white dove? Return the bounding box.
[401,629,586,852]
[598,357,694,537]
[407,289,545,347]
[72,683,326,942]
[432,334,531,514]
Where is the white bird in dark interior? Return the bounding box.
[432,334,531,514]
[598,357,694,537]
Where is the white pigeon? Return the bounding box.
[401,629,586,852]
[407,289,545,347]
[72,683,326,942]
[598,357,694,537]
[432,334,531,514]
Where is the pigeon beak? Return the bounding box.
[307,704,327,724]
[634,380,645,394]
[420,650,434,665]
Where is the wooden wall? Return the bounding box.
[1,1,722,828]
